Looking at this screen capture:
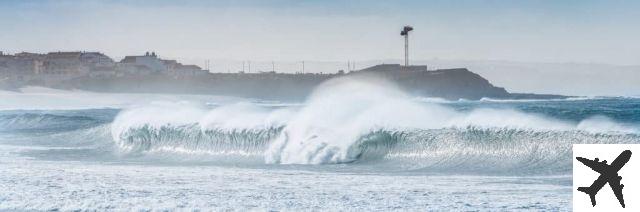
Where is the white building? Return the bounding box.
[119,52,167,73]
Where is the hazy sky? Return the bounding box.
[1,0,639,65]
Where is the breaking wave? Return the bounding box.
[116,124,281,157]
[111,122,640,173]
[352,127,639,174]
[106,77,640,174]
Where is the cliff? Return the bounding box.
[351,64,511,100]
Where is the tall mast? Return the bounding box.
[400,26,413,66]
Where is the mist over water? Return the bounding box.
[63,77,636,174]
[1,78,639,174]
[0,86,244,110]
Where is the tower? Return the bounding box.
[400,26,413,66]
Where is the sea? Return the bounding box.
[1,81,639,211]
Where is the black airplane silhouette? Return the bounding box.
[576,150,632,208]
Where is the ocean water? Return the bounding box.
[1,82,639,210]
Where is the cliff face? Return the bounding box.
[53,64,528,101]
[351,65,510,100]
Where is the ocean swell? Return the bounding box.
[0,112,105,132]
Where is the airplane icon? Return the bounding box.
[576,150,632,208]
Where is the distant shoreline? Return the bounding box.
[4,66,567,101]
[1,51,567,100]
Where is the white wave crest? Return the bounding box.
[108,77,639,165]
[110,101,293,151]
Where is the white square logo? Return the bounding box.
[574,144,639,211]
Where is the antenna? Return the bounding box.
[400,25,413,66]
[272,61,275,72]
[302,61,305,73]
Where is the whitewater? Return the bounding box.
[1,79,639,210]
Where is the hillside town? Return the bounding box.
[0,51,209,87]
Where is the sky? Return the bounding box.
[1,0,639,66]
